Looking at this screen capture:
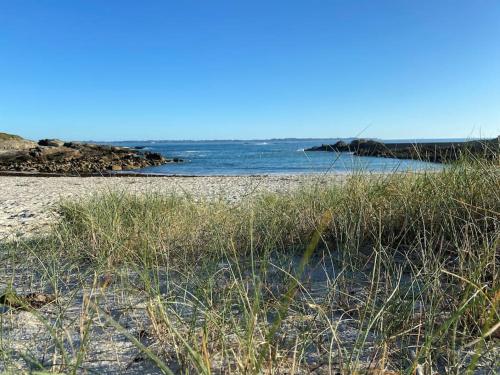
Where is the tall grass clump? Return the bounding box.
[2,160,498,374]
[56,162,498,268]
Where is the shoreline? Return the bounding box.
[0,168,435,178]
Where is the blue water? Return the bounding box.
[110,139,444,176]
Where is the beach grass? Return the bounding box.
[1,160,499,374]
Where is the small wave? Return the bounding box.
[296,148,305,152]
[255,142,269,145]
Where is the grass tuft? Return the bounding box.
[1,161,499,374]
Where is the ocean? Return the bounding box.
[111,138,446,176]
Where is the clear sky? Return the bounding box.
[1,1,499,141]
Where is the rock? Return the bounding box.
[305,140,350,152]
[38,139,65,147]
[63,142,82,148]
[305,137,500,163]
[0,289,55,310]
[0,133,37,151]
[304,144,336,152]
[333,140,349,150]
[349,139,386,153]
[24,293,56,309]
[0,134,181,175]
[144,151,164,161]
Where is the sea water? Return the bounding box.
[111,138,445,176]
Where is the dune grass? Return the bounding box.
[1,161,499,374]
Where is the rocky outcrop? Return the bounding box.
[38,139,65,147]
[0,133,180,175]
[0,133,37,151]
[305,138,500,163]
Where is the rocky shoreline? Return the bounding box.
[0,133,181,174]
[305,137,500,163]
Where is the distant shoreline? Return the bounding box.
[97,137,485,143]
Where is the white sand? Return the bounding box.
[0,174,344,240]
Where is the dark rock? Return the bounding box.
[144,151,163,161]
[305,140,352,152]
[333,140,349,150]
[0,290,55,310]
[349,139,386,152]
[305,137,499,164]
[63,142,80,148]
[305,144,337,152]
[38,139,65,147]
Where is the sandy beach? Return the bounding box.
[0,174,345,240]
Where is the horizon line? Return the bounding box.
[86,136,485,143]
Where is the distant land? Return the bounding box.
[95,137,477,144]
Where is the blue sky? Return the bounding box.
[1,1,499,141]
